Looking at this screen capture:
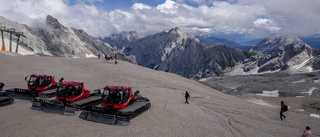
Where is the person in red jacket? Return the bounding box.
[280,101,286,120]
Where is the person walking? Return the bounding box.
[301,126,312,137]
[0,82,5,91]
[185,91,190,104]
[59,77,64,83]
[280,101,286,120]
[114,53,118,64]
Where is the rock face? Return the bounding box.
[0,16,48,54]
[101,31,141,49]
[105,27,249,78]
[228,34,320,75]
[30,15,114,58]
[0,15,135,63]
[253,34,307,54]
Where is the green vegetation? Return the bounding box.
[244,49,259,57]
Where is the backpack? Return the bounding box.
[284,105,288,112]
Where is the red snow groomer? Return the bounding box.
[79,86,151,126]
[7,74,58,99]
[31,81,101,116]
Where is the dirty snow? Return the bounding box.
[85,53,97,58]
[2,38,35,55]
[301,87,317,96]
[291,57,312,69]
[310,114,320,118]
[256,90,279,97]
[247,99,275,108]
[199,77,212,82]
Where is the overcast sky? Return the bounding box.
[0,0,319,41]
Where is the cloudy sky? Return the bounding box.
[0,0,319,41]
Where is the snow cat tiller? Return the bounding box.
[0,90,15,107]
[79,86,151,126]
[31,81,101,116]
[7,88,56,99]
[31,97,76,116]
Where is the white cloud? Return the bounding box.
[132,3,152,10]
[157,0,178,14]
[0,0,319,39]
[253,18,281,32]
[241,0,320,36]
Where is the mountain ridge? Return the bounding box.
[0,15,137,63]
[226,34,320,75]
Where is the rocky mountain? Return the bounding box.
[0,15,135,62]
[253,34,306,54]
[101,31,141,49]
[28,15,113,58]
[227,34,320,75]
[0,16,49,55]
[116,27,250,78]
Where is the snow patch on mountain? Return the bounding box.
[161,42,177,61]
[256,90,279,97]
[301,87,317,96]
[310,114,320,118]
[2,37,39,55]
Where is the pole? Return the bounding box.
[9,31,12,52]
[15,35,20,53]
[1,30,5,51]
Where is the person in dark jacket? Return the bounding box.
[185,91,190,104]
[59,77,64,83]
[280,101,286,120]
[0,83,5,91]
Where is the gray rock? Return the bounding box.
[231,34,320,75]
[0,15,135,63]
[107,27,249,78]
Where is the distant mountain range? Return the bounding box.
[195,34,320,50]
[195,35,253,51]
[2,15,320,79]
[226,34,320,75]
[103,27,250,78]
[102,28,320,78]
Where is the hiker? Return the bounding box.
[59,77,64,83]
[301,126,312,137]
[0,82,5,91]
[185,91,190,104]
[114,53,118,64]
[104,54,108,60]
[98,54,100,59]
[134,90,141,99]
[280,101,286,120]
